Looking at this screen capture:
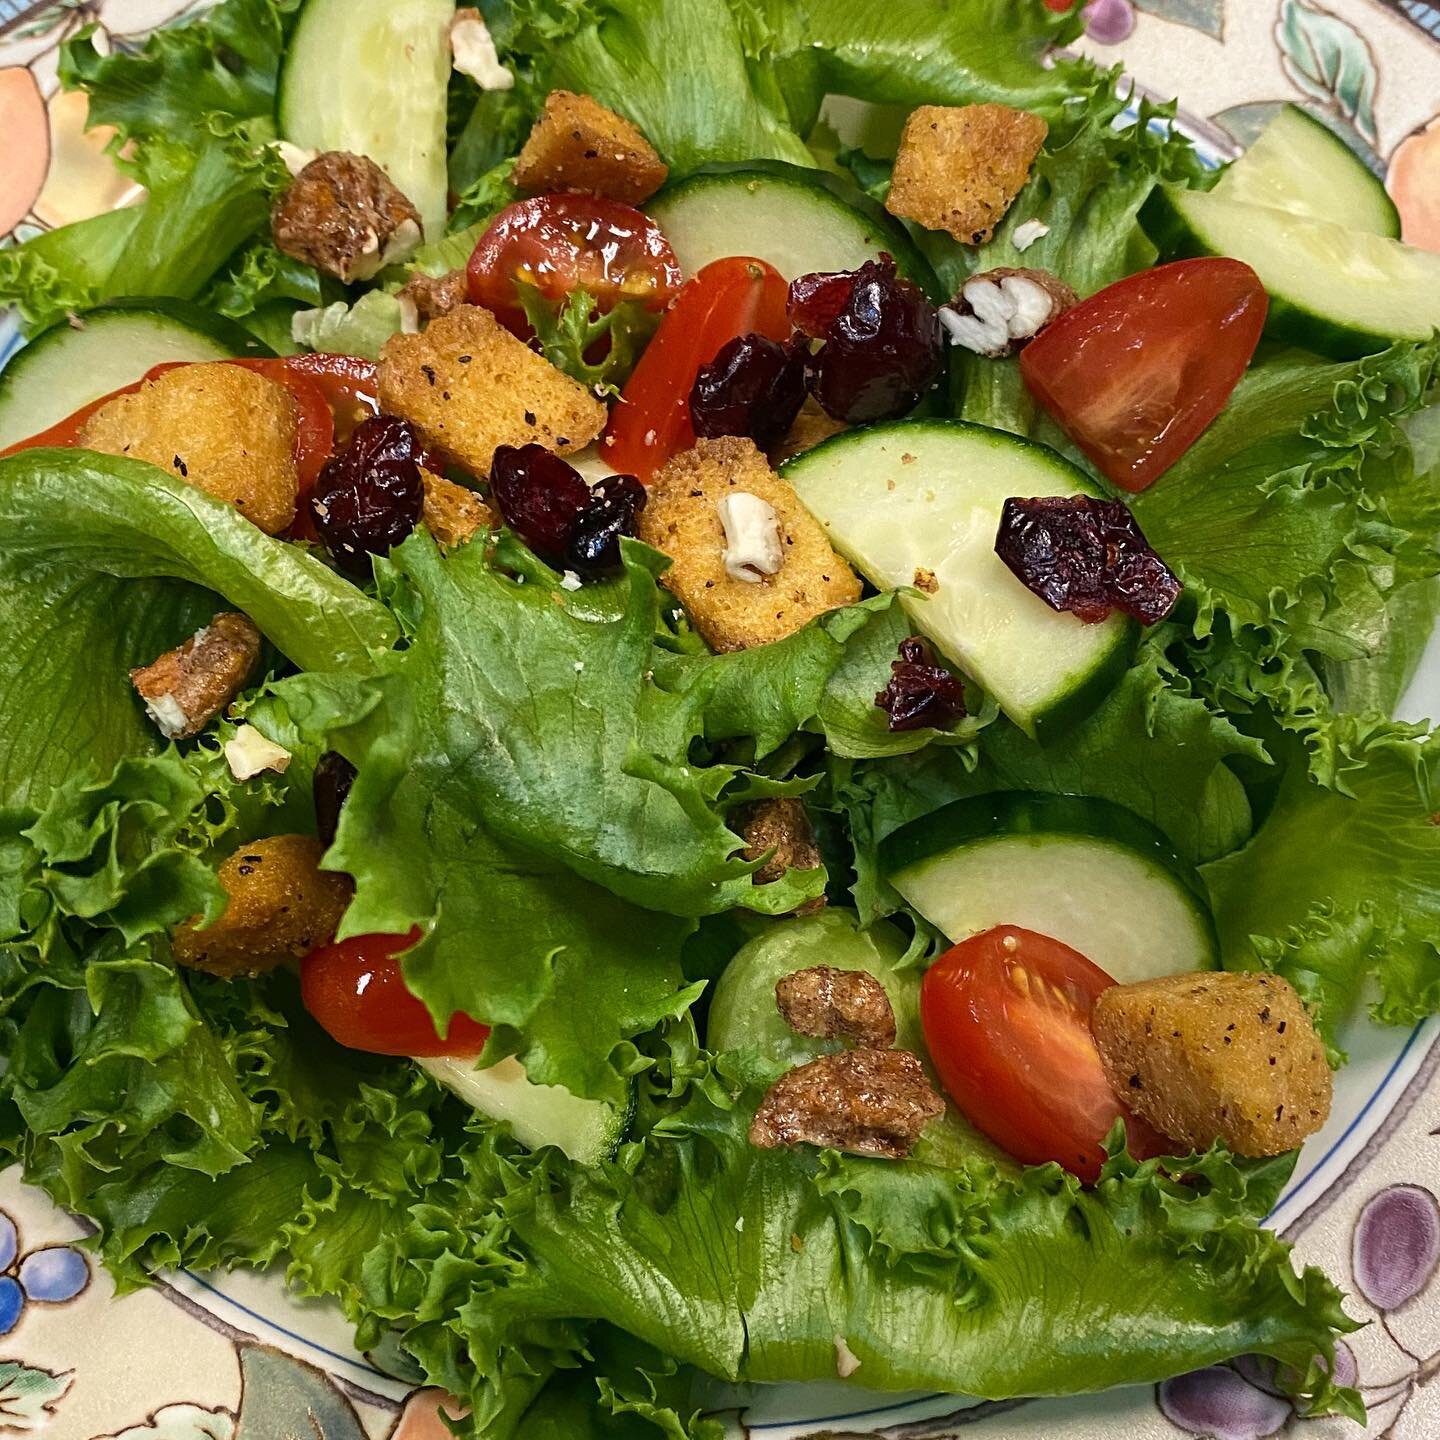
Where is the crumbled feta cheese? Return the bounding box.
[450,9,514,91]
[396,292,421,335]
[379,217,422,270]
[559,570,584,591]
[940,269,1074,358]
[224,725,292,782]
[834,1335,862,1378]
[716,492,784,583]
[144,693,192,741]
[573,660,585,673]
[1012,218,1051,252]
[275,141,317,177]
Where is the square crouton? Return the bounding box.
[511,90,669,206]
[422,471,496,550]
[1091,972,1333,1158]
[639,437,862,652]
[379,305,606,478]
[886,103,1047,246]
[79,363,299,535]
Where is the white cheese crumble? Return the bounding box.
[144,693,191,741]
[716,492,784,583]
[450,9,514,91]
[275,141,317,177]
[1012,218,1051,251]
[833,1335,862,1378]
[224,725,292,782]
[559,570,584,592]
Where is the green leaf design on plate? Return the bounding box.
[1274,0,1379,146]
[0,1361,72,1430]
[1135,0,1223,41]
[99,1403,236,1440]
[234,1347,365,1440]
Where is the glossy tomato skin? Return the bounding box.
[466,193,682,331]
[920,924,1168,1181]
[301,928,490,1058]
[602,256,791,479]
[1019,257,1267,493]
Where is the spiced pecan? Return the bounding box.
[130,613,261,740]
[775,965,897,1049]
[735,797,825,914]
[397,268,470,324]
[748,1048,944,1159]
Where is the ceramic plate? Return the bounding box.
[2,3,1439,1437]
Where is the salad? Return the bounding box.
[1,0,1438,1435]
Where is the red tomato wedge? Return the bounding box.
[602,256,791,479]
[920,924,1168,1181]
[300,928,491,1058]
[1019,257,1268,493]
[467,193,682,333]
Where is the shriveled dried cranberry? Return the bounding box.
[875,637,967,732]
[994,496,1182,626]
[311,415,426,576]
[567,472,646,572]
[313,751,356,849]
[689,333,808,448]
[792,256,943,425]
[788,270,857,339]
[490,443,592,563]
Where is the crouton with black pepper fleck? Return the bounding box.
[378,305,606,477]
[171,835,352,979]
[79,364,299,535]
[1091,971,1333,1157]
[512,90,668,205]
[422,471,495,550]
[638,437,861,652]
[886,103,1047,246]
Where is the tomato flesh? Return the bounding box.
[467,193,682,332]
[602,256,791,480]
[300,928,490,1058]
[919,924,1168,1181]
[1019,257,1267,493]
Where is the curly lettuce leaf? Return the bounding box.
[517,288,659,396]
[0,448,396,807]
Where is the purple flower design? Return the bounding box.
[0,1212,89,1337]
[1082,0,1137,44]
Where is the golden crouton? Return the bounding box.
[886,103,1048,246]
[172,834,352,979]
[511,90,669,206]
[130,612,261,741]
[79,364,299,535]
[422,471,495,551]
[378,305,606,478]
[1091,972,1333,1158]
[770,399,849,466]
[639,437,861,652]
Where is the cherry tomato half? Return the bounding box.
[919,924,1168,1181]
[602,256,791,479]
[466,193,682,333]
[1018,257,1268,493]
[300,928,491,1058]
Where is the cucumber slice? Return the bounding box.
[279,0,453,239]
[0,299,269,451]
[881,792,1218,984]
[647,161,940,297]
[419,1055,632,1167]
[1216,105,1400,238]
[783,421,1134,739]
[1141,185,1440,359]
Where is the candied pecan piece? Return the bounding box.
[272,152,422,284]
[775,965,896,1049]
[939,268,1077,358]
[736,797,825,914]
[397,268,470,323]
[749,1048,944,1159]
[130,613,261,740]
[994,495,1182,626]
[874,636,967,732]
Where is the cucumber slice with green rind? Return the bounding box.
[647,160,941,298]
[0,299,272,451]
[1216,105,1399,238]
[278,0,453,239]
[882,791,1218,985]
[783,420,1136,739]
[419,1055,633,1167]
[1141,184,1440,359]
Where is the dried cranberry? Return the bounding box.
[994,496,1182,626]
[490,443,593,563]
[689,334,807,448]
[792,256,943,425]
[567,472,646,572]
[875,637,968,732]
[313,751,356,848]
[311,415,426,576]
